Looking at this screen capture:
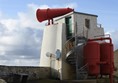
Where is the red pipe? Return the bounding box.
[98,61,107,64]
[88,37,112,44]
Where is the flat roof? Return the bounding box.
[55,11,98,21]
[74,11,98,17]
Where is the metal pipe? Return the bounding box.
[88,37,112,44]
[98,61,107,64]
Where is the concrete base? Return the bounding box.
[97,78,110,83]
[27,79,97,83]
[68,80,97,83]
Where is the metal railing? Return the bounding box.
[64,36,75,55]
[77,63,88,80]
[97,23,102,28]
[64,31,88,56]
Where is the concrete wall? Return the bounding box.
[74,13,104,39]
[0,65,50,82]
[74,13,97,37]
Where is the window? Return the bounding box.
[85,19,90,29]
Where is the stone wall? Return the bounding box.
[0,65,51,82]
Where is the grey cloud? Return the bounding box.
[0,3,46,66]
[0,22,43,66]
[0,23,7,35]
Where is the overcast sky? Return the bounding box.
[0,0,118,66]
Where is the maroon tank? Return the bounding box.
[84,41,100,76]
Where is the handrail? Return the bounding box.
[64,22,89,57]
[77,63,88,80]
[78,63,88,71]
[64,36,75,48]
[64,36,75,55]
[64,32,88,56]
[64,33,85,49]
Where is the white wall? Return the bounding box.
[40,24,57,67]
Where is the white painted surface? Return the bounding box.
[40,23,65,67]
[40,24,57,67]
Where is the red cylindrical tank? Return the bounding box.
[100,42,114,75]
[84,41,100,76]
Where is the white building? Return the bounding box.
[39,11,104,80]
